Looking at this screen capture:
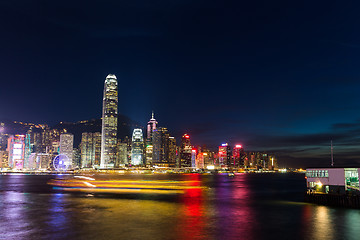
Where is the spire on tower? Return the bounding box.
[151,111,155,120]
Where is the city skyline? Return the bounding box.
[1,1,360,167]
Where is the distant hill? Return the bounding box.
[0,115,144,147]
[0,119,45,135]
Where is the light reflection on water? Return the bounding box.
[1,173,360,239]
[313,206,334,240]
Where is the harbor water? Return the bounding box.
[1,173,360,240]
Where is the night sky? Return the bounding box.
[1,1,360,167]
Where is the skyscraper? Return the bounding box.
[167,136,177,168]
[145,112,158,166]
[131,129,144,166]
[81,132,101,168]
[7,135,25,169]
[147,111,158,140]
[232,145,245,168]
[100,74,118,169]
[117,141,128,167]
[81,132,92,168]
[218,143,231,168]
[180,134,192,168]
[59,133,74,168]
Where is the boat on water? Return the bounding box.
[227,172,235,178]
[48,175,204,195]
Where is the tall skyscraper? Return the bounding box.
[59,133,74,168]
[232,145,245,168]
[23,133,32,170]
[147,111,158,140]
[152,127,171,167]
[117,141,128,167]
[131,129,144,166]
[167,136,177,168]
[100,74,118,169]
[145,111,157,166]
[218,143,231,167]
[81,132,93,168]
[180,134,192,168]
[145,143,153,166]
[80,132,101,168]
[7,135,26,169]
[0,122,8,151]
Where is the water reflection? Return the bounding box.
[3,173,360,240]
[214,175,255,239]
[0,191,29,239]
[313,206,334,240]
[178,174,206,240]
[47,193,70,237]
[344,210,360,240]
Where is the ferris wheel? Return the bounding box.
[53,154,70,171]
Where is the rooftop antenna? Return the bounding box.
[331,140,334,167]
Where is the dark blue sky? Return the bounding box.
[1,0,360,167]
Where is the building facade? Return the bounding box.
[218,143,231,168]
[81,132,101,168]
[131,129,144,166]
[100,74,118,169]
[7,135,26,169]
[59,133,74,168]
[147,111,158,140]
[180,134,192,168]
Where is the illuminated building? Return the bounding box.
[0,150,9,169]
[152,127,176,167]
[145,143,153,166]
[245,152,275,170]
[23,133,32,170]
[73,148,81,168]
[196,151,211,169]
[81,132,101,168]
[36,153,52,170]
[26,153,37,170]
[7,135,26,169]
[131,129,144,166]
[117,142,128,167]
[196,147,214,168]
[247,152,265,169]
[93,132,101,167]
[232,145,245,168]
[52,141,60,154]
[27,127,60,155]
[0,122,6,151]
[249,153,256,168]
[101,74,118,169]
[152,129,161,164]
[59,133,74,168]
[191,149,197,168]
[145,112,158,166]
[218,143,231,168]
[244,156,249,168]
[168,137,177,168]
[180,134,192,168]
[269,156,278,170]
[147,111,158,140]
[306,168,359,194]
[0,123,9,153]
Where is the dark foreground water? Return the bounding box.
[1,173,360,240]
